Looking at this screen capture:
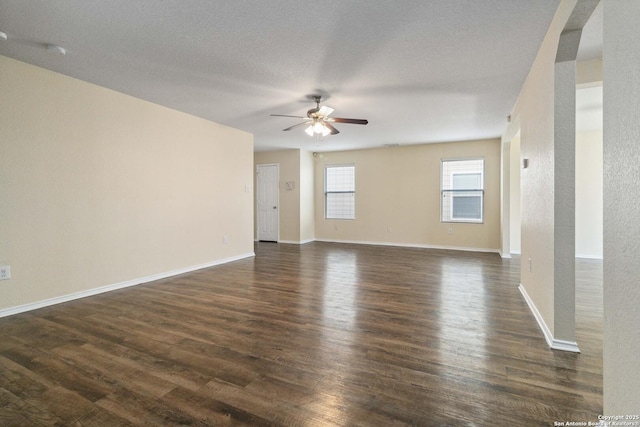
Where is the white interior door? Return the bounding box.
[257,164,279,242]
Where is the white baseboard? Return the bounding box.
[261,238,496,253]
[0,252,255,318]
[277,239,315,245]
[575,253,603,260]
[518,284,580,353]
[500,252,512,259]
[550,338,581,353]
[314,238,500,254]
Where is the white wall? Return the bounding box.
[0,56,254,314]
[508,104,603,259]
[576,129,603,258]
[603,0,640,414]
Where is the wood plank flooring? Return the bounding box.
[0,242,602,426]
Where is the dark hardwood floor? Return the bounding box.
[0,242,602,426]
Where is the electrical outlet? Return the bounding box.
[448,228,453,235]
[223,235,229,244]
[528,258,532,272]
[0,265,11,280]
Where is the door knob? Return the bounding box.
[273,206,277,209]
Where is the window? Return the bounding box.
[441,158,484,223]
[325,165,355,219]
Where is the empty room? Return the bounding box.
[1,1,638,425]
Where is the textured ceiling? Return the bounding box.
[1,0,600,152]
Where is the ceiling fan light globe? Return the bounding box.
[305,125,315,136]
[313,122,325,133]
[318,106,334,117]
[321,126,331,136]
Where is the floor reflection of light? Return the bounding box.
[314,249,359,423]
[439,258,488,360]
[322,250,358,329]
[303,386,349,426]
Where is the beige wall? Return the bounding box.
[0,56,254,313]
[300,150,315,243]
[509,132,522,254]
[503,0,577,337]
[254,149,299,242]
[253,149,315,244]
[314,139,501,251]
[577,58,603,86]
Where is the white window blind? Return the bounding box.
[325,165,355,219]
[441,158,484,223]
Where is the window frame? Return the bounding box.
[324,164,356,220]
[440,158,485,224]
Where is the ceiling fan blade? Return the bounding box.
[282,121,310,131]
[271,114,306,119]
[318,105,334,117]
[328,117,368,125]
[324,122,340,135]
